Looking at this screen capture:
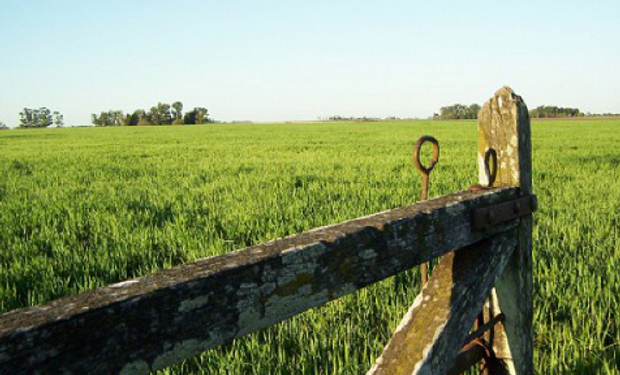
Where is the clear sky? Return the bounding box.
[0,0,618,126]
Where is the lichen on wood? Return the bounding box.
[366,230,518,375]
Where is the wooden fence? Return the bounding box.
[0,87,536,375]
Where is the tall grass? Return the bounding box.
[0,120,618,374]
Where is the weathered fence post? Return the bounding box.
[367,86,534,375]
[478,86,533,374]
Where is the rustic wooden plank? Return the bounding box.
[0,187,519,375]
[366,229,517,375]
[478,86,533,374]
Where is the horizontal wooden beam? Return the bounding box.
[0,187,519,375]
[367,229,517,375]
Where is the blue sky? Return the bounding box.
[0,0,618,126]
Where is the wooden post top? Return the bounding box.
[478,86,532,194]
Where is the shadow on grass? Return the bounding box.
[567,348,619,375]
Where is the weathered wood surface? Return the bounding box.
[478,86,533,374]
[366,229,517,375]
[0,187,520,375]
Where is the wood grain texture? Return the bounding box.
[0,187,520,375]
[478,86,533,374]
[366,230,517,375]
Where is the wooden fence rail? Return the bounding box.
[0,87,534,375]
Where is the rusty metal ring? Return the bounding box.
[413,136,440,175]
[484,148,497,187]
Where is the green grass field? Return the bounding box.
[1,120,619,374]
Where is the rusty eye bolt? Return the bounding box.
[469,148,498,193]
[484,148,497,187]
[413,136,440,201]
[413,135,440,284]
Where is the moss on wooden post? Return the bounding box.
[478,86,533,374]
[367,231,518,375]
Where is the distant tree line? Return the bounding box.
[434,104,481,120]
[0,121,9,130]
[529,106,582,118]
[19,108,64,128]
[584,112,620,117]
[433,103,592,120]
[92,101,211,126]
[326,115,380,122]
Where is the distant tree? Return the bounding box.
[53,111,64,127]
[183,110,195,124]
[439,104,480,120]
[172,101,184,125]
[183,107,210,124]
[468,104,481,118]
[92,110,125,126]
[38,107,53,128]
[0,121,8,130]
[19,108,34,128]
[147,105,159,125]
[91,112,105,126]
[529,105,582,118]
[148,102,172,125]
[436,103,481,120]
[195,107,209,123]
[125,109,146,126]
[89,102,212,127]
[111,111,124,126]
[19,107,59,128]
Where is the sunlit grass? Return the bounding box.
[1,119,619,374]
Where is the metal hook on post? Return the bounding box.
[484,148,497,187]
[413,135,440,285]
[413,135,440,200]
[469,148,498,192]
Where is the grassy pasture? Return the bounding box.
[1,120,619,374]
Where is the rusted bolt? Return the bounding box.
[530,195,538,212]
[413,135,440,286]
[413,136,440,177]
[513,201,521,215]
[484,148,498,187]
